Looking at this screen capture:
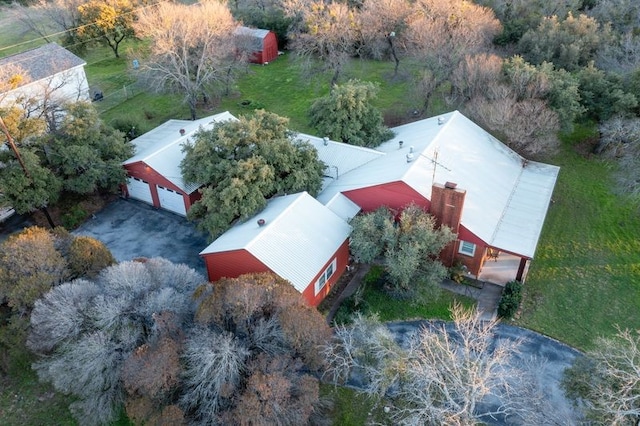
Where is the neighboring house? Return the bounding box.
[122,111,236,216]
[200,192,352,307]
[0,43,90,121]
[234,26,279,65]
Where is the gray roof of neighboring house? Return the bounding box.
[0,43,86,88]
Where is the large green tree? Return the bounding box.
[38,102,133,194]
[181,110,325,238]
[75,0,138,58]
[349,204,455,302]
[309,79,394,147]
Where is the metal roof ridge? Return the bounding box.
[488,165,525,248]
[399,112,454,182]
[245,192,309,250]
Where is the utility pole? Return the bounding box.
[0,115,56,228]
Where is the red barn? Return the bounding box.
[200,192,352,307]
[122,111,236,216]
[235,26,279,65]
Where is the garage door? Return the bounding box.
[157,185,187,216]
[127,177,153,204]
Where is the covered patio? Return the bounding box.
[478,252,528,286]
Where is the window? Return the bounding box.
[459,240,476,256]
[315,258,338,295]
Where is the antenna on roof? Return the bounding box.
[416,148,451,186]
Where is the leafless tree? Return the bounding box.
[358,0,413,76]
[133,0,241,120]
[451,53,503,102]
[324,304,536,425]
[563,327,640,425]
[464,85,560,157]
[288,1,360,88]
[9,0,83,44]
[404,0,501,111]
[29,258,204,425]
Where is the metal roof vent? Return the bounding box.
[399,140,404,149]
[257,218,266,226]
[409,146,414,153]
[438,117,445,125]
[323,136,329,146]
[179,128,186,136]
[406,153,414,163]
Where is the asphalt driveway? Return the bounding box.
[73,198,210,275]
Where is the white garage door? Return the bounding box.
[157,185,187,216]
[127,177,153,204]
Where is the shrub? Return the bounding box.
[497,280,523,319]
[67,236,115,279]
[61,204,88,229]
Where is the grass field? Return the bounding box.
[516,126,640,350]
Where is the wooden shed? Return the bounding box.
[235,26,279,65]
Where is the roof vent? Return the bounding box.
[399,140,403,149]
[257,218,266,226]
[406,153,414,163]
[179,128,186,136]
[438,117,445,125]
[323,136,329,146]
[409,146,414,153]
[445,181,457,189]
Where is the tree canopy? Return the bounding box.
[75,0,138,58]
[181,110,325,238]
[349,204,455,302]
[134,0,241,120]
[309,79,394,147]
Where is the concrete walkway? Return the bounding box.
[326,266,504,323]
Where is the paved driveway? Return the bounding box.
[74,198,210,275]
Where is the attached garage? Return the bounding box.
[126,177,153,204]
[156,185,186,216]
[122,111,237,216]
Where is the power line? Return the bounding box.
[0,0,172,55]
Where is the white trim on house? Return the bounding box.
[315,257,337,295]
[126,177,153,204]
[458,240,476,257]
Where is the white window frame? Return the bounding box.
[458,240,476,257]
[315,258,338,295]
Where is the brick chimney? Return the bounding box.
[430,182,466,266]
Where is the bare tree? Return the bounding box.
[288,1,360,88]
[563,327,640,425]
[133,0,241,120]
[9,0,84,44]
[324,304,526,425]
[405,0,501,111]
[464,86,560,157]
[358,0,413,76]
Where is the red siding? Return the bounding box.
[454,225,487,275]
[124,161,197,211]
[202,249,271,283]
[301,239,350,307]
[202,240,350,307]
[249,32,279,64]
[343,182,430,213]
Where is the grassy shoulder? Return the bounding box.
[516,124,640,350]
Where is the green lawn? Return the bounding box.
[516,125,640,350]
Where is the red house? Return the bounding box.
[235,26,279,65]
[314,111,560,283]
[122,111,236,216]
[200,192,352,307]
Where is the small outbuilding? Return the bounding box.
[200,192,352,307]
[235,26,279,65]
[122,111,236,216]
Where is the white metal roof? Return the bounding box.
[317,111,559,258]
[123,111,237,194]
[200,192,352,293]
